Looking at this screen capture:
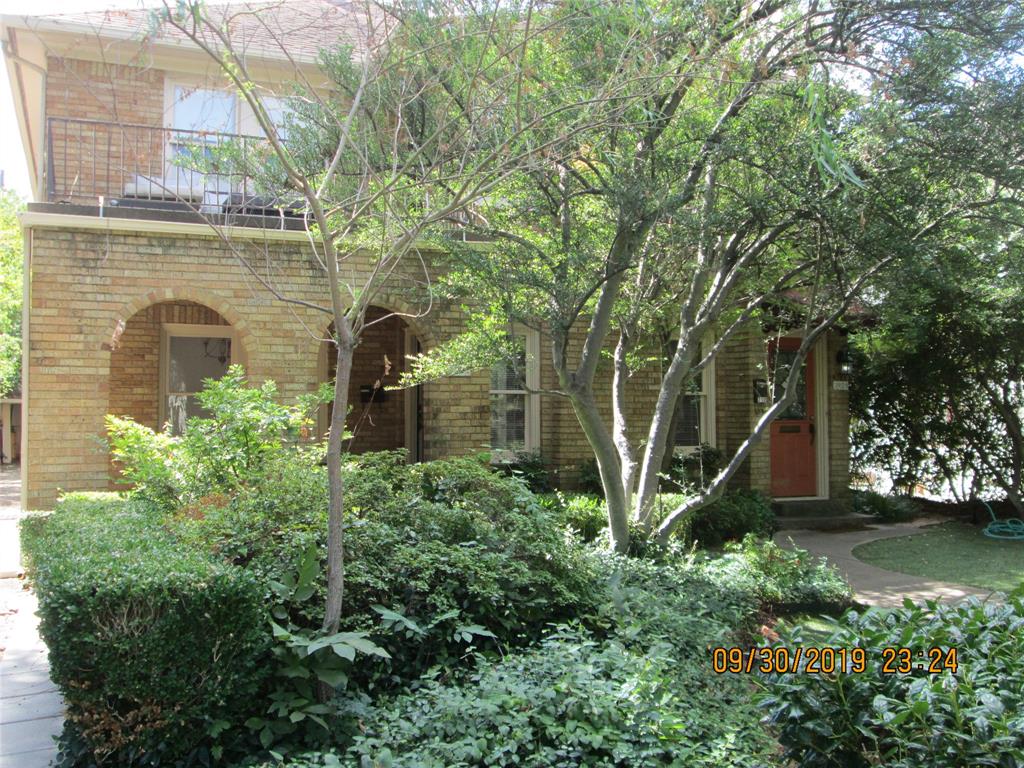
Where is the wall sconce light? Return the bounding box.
[753,379,769,404]
[836,348,853,377]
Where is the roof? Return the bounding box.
[7,0,373,63]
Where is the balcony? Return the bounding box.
[43,117,305,228]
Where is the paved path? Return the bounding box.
[775,519,994,608]
[0,465,62,768]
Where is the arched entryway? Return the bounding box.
[323,307,423,460]
[108,300,243,435]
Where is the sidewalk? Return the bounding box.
[775,519,993,608]
[0,465,62,768]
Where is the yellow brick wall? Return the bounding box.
[24,228,483,508]
[45,57,167,203]
[25,224,851,508]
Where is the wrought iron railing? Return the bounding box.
[45,116,300,217]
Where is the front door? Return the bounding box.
[769,338,816,497]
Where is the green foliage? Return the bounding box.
[263,552,775,768]
[20,493,269,767]
[547,492,607,543]
[338,627,772,768]
[248,545,390,754]
[577,457,605,496]
[848,60,1024,510]
[173,451,601,689]
[491,449,552,492]
[590,550,759,652]
[700,535,853,614]
[853,490,918,523]
[106,367,330,508]
[681,489,776,549]
[662,444,725,493]
[759,596,1024,767]
[0,190,23,397]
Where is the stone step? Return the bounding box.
[775,512,876,531]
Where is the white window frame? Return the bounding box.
[489,327,540,458]
[159,323,238,432]
[672,337,717,452]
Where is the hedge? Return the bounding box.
[20,493,270,766]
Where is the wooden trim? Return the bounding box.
[814,335,830,498]
[403,329,419,462]
[20,227,30,508]
[488,325,540,459]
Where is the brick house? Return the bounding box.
[1,2,852,511]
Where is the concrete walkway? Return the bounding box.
[775,518,994,608]
[0,465,62,768]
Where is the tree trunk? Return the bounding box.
[611,332,637,504]
[570,389,630,552]
[323,330,354,635]
[634,337,698,528]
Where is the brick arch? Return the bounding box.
[104,288,254,361]
[309,297,437,354]
[313,300,437,454]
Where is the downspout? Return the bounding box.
[19,225,29,510]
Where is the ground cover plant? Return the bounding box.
[259,554,779,767]
[852,522,1024,593]
[759,596,1024,767]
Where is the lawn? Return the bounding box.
[852,521,1024,593]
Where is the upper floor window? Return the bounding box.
[171,86,237,136]
[167,82,292,139]
[673,340,717,450]
[489,329,540,455]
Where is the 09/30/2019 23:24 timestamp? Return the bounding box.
[710,646,959,675]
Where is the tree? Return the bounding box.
[0,190,23,398]
[852,251,1024,511]
[408,0,1024,550]
[149,0,627,642]
[850,42,1024,512]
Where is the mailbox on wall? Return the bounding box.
[753,379,769,404]
[360,384,386,403]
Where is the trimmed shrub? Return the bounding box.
[853,489,917,522]
[20,493,269,766]
[759,596,1024,767]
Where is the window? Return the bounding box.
[489,329,540,454]
[255,96,293,141]
[160,325,236,434]
[673,341,717,450]
[171,86,237,136]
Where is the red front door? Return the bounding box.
[769,338,816,497]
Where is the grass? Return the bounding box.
[852,521,1024,593]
